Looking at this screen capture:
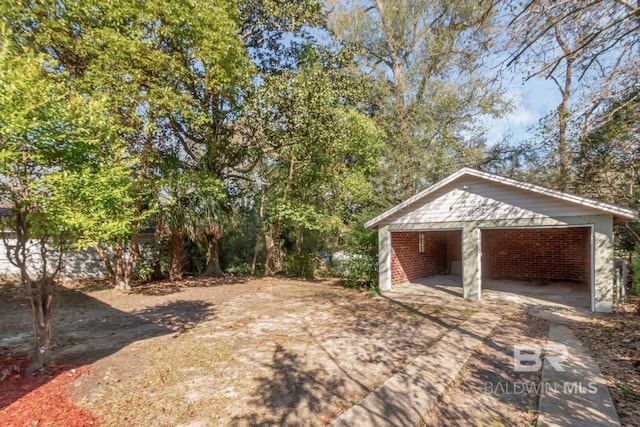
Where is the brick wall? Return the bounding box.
[390,231,460,285]
[446,230,461,262]
[481,227,590,283]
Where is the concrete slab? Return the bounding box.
[394,277,592,318]
[537,325,620,427]
[482,278,591,310]
[330,311,502,427]
[380,276,465,308]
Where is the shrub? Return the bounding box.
[226,262,252,276]
[135,263,155,283]
[339,253,378,290]
[283,251,316,279]
[336,215,378,291]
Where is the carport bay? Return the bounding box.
[380,216,606,311]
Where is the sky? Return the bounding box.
[323,0,567,149]
[483,75,562,146]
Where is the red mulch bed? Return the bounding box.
[0,358,97,426]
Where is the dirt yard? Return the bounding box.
[5,277,629,426]
[2,277,479,425]
[570,302,640,427]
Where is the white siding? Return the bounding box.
[0,240,15,277]
[0,235,157,279]
[388,178,603,224]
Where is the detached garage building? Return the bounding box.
[365,168,638,312]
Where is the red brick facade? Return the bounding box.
[447,230,461,263]
[390,231,461,285]
[481,227,591,283]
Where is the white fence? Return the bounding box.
[0,235,157,280]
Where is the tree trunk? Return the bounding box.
[263,231,283,275]
[113,242,124,286]
[264,233,276,276]
[123,236,140,290]
[25,277,55,376]
[11,209,58,375]
[169,230,184,281]
[554,27,574,189]
[251,235,261,275]
[94,243,114,278]
[202,234,224,277]
[113,242,131,292]
[263,154,293,276]
[251,191,266,275]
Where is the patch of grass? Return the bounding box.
[614,380,635,398]
[437,393,452,404]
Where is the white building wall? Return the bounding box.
[0,235,157,279]
[388,178,603,224]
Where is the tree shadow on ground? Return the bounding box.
[423,314,546,426]
[0,285,216,409]
[235,344,347,425]
[131,276,249,296]
[61,278,113,293]
[133,300,215,332]
[59,276,250,296]
[230,286,479,425]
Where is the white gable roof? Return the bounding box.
[365,168,638,228]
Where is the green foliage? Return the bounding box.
[616,222,640,255]
[0,25,131,250]
[575,91,640,210]
[338,254,378,290]
[225,263,253,277]
[240,0,325,73]
[328,0,506,204]
[283,251,317,279]
[3,0,252,276]
[344,216,378,258]
[220,206,260,270]
[135,263,155,283]
[337,215,379,289]
[241,43,384,276]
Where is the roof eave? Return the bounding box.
[363,168,474,229]
[364,168,639,228]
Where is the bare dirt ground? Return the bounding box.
[5,277,631,426]
[570,297,640,427]
[2,277,476,426]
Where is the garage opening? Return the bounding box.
[390,230,462,286]
[480,227,592,308]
